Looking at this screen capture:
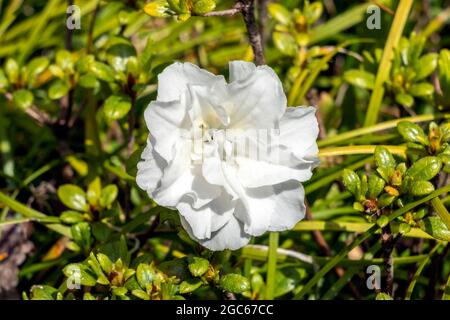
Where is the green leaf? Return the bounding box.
[97,253,113,275]
[268,3,291,25]
[219,274,250,294]
[79,74,99,88]
[87,177,101,207]
[376,215,389,228]
[5,58,19,83]
[187,257,209,277]
[99,184,118,208]
[87,252,110,285]
[56,50,74,70]
[395,93,414,107]
[57,184,88,211]
[60,210,85,224]
[112,287,128,296]
[132,289,150,300]
[0,69,9,92]
[343,69,374,89]
[409,180,435,196]
[406,156,442,181]
[409,82,434,97]
[304,1,323,25]
[192,0,216,15]
[419,217,450,241]
[342,169,361,198]
[27,57,49,85]
[30,285,57,300]
[374,146,396,178]
[273,32,297,56]
[92,222,112,242]
[103,95,132,121]
[12,89,33,110]
[397,121,428,144]
[179,278,203,294]
[136,264,155,288]
[48,79,69,99]
[90,61,115,82]
[414,53,438,80]
[63,263,97,287]
[368,174,385,199]
[376,292,393,300]
[71,222,92,251]
[378,193,396,207]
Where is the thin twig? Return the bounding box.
[241,0,265,65]
[201,3,243,17]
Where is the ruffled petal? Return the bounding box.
[229,61,256,83]
[144,99,189,162]
[224,66,286,130]
[136,142,166,194]
[181,215,251,251]
[268,181,306,231]
[157,62,226,102]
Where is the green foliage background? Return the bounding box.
[0,0,449,300]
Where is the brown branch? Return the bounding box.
[241,0,265,65]
[201,3,243,17]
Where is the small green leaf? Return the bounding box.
[79,74,99,88]
[30,285,57,300]
[103,95,132,121]
[414,53,438,80]
[395,93,414,107]
[378,193,396,208]
[71,222,92,251]
[97,253,113,275]
[368,174,385,199]
[273,32,297,56]
[99,184,118,208]
[48,79,69,99]
[410,82,434,97]
[63,263,97,286]
[27,57,49,85]
[268,3,291,25]
[136,264,155,288]
[188,257,209,277]
[12,89,33,110]
[376,292,393,300]
[398,222,411,235]
[374,146,396,178]
[219,274,250,294]
[376,215,389,228]
[192,0,216,15]
[343,69,375,90]
[5,58,19,83]
[419,217,450,241]
[179,278,203,294]
[57,184,88,211]
[90,61,115,82]
[342,169,361,198]
[112,287,128,296]
[397,121,428,145]
[132,289,150,300]
[60,210,85,224]
[87,177,101,207]
[408,180,435,196]
[406,157,442,181]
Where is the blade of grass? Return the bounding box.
[294,184,450,299]
[405,243,443,300]
[265,232,279,300]
[319,114,450,148]
[443,273,450,300]
[431,197,450,230]
[364,0,414,126]
[319,145,406,158]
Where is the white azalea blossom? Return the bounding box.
[136,61,319,251]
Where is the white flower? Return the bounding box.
[136,61,319,251]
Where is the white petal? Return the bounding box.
[224,66,286,130]
[181,215,251,251]
[136,142,166,193]
[268,181,306,231]
[153,141,221,208]
[144,99,188,162]
[278,106,320,162]
[229,61,256,83]
[157,62,226,102]
[176,192,234,240]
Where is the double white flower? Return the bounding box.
[137,61,319,251]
